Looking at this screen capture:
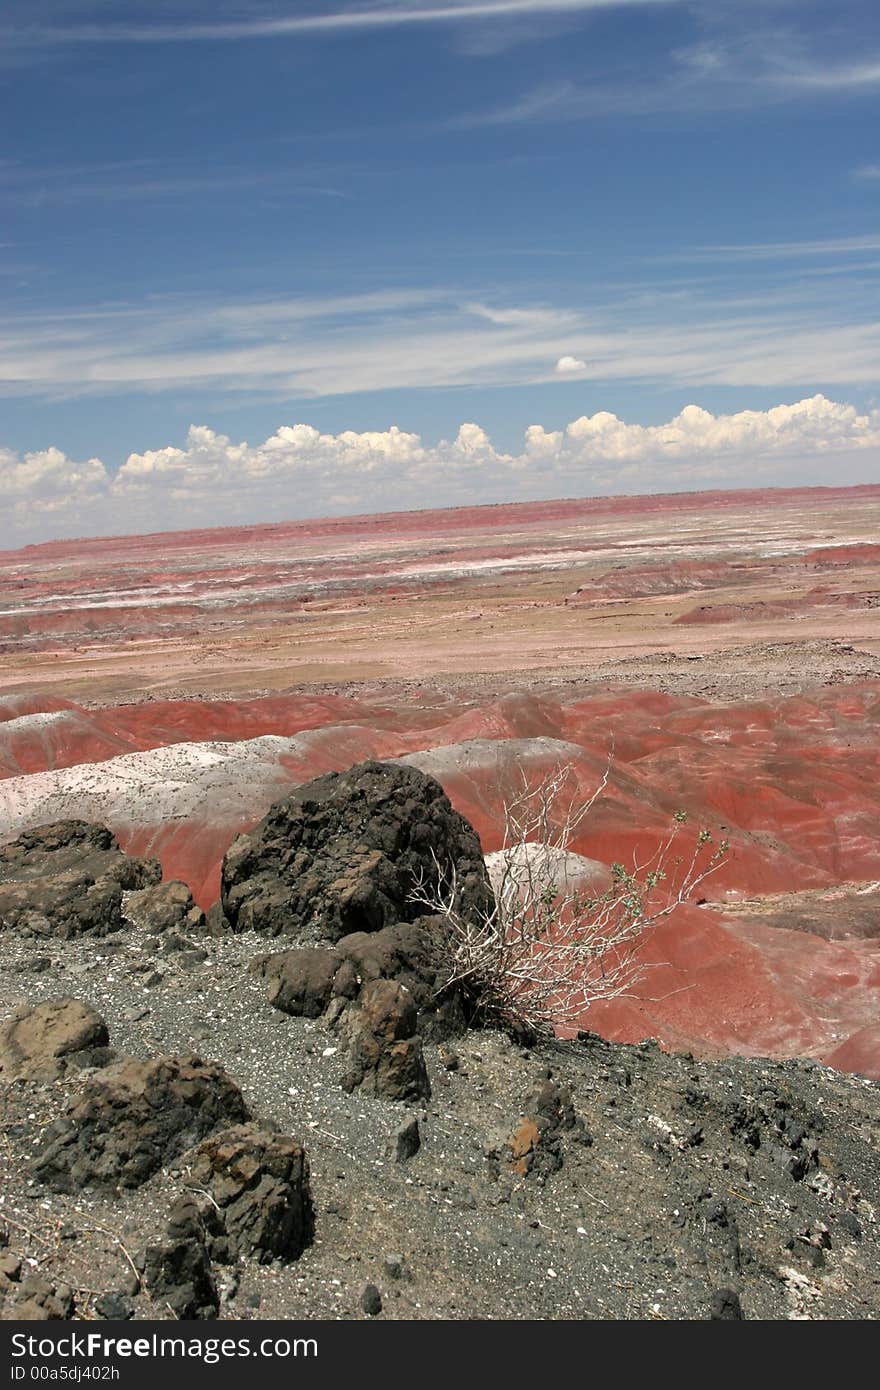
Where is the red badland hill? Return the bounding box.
[1,484,879,1077]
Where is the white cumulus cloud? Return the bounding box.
[0,445,107,537]
[555,355,587,373]
[2,394,878,548]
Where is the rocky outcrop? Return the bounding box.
[253,926,449,1100]
[0,997,112,1082]
[334,919,453,1018]
[340,979,430,1102]
[503,1078,591,1179]
[0,821,161,939]
[0,1272,74,1322]
[124,879,205,935]
[32,1054,249,1192]
[190,1123,313,1263]
[221,761,493,944]
[138,1123,313,1318]
[254,916,462,1034]
[142,1199,219,1321]
[257,945,348,1018]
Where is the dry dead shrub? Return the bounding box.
[409,760,728,1036]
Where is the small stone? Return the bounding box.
[836,1210,862,1241]
[383,1256,404,1280]
[175,950,208,970]
[709,1288,744,1320]
[395,1117,421,1163]
[361,1283,382,1316]
[94,1291,133,1320]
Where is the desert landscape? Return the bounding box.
[5,0,880,1339]
[2,483,879,1073]
[2,481,880,1325]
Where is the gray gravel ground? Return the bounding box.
[1,920,878,1321]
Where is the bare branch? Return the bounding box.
[408,758,727,1036]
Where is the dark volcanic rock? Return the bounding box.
[709,1287,745,1320]
[190,1123,313,1263]
[0,1273,74,1322]
[254,918,462,1034]
[93,1292,133,1320]
[204,900,232,936]
[0,821,161,939]
[341,978,431,1102]
[360,1283,382,1316]
[257,946,347,1018]
[124,880,205,935]
[336,919,451,1016]
[0,997,112,1082]
[32,1054,249,1192]
[394,1117,421,1163]
[220,760,493,944]
[143,1202,219,1321]
[505,1078,588,1179]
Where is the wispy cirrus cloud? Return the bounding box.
[660,235,880,264]
[0,158,347,207]
[4,1,672,47]
[451,18,880,126]
[0,275,878,403]
[774,57,880,91]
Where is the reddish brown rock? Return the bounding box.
[0,997,111,1082]
[32,1054,249,1192]
[0,821,160,939]
[190,1123,313,1263]
[124,879,205,934]
[341,979,431,1102]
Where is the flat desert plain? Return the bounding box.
[2,483,880,1075]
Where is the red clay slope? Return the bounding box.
[2,681,879,1078]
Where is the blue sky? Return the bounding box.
[1,1,879,544]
